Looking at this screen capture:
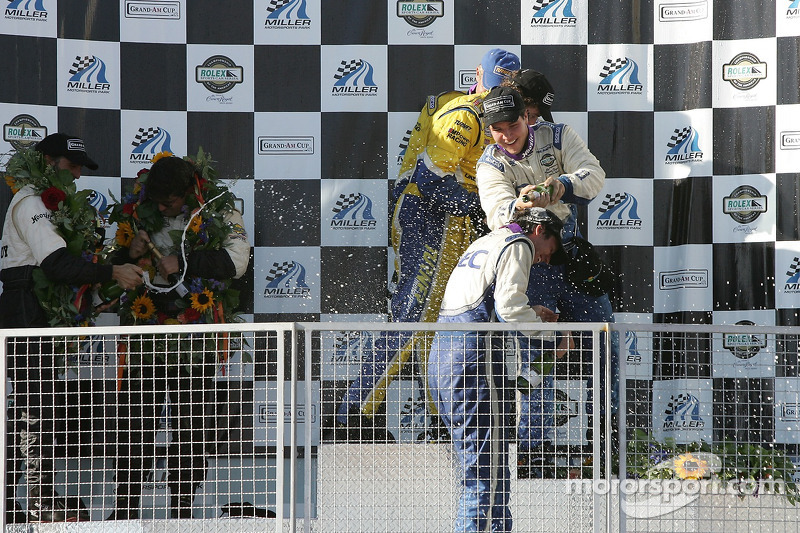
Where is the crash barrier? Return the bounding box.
[1,322,798,532]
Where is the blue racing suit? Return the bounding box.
[428,226,552,532]
[476,121,619,453]
[338,92,492,424]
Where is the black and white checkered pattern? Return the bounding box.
[332,193,360,214]
[68,55,94,76]
[666,127,691,149]
[599,57,627,78]
[598,192,627,213]
[265,261,294,283]
[334,59,362,80]
[131,127,159,148]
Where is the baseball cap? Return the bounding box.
[481,48,521,89]
[511,207,568,265]
[483,86,526,126]
[510,69,555,123]
[35,133,98,170]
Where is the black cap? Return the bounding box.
[510,69,555,123]
[482,86,526,126]
[35,133,98,170]
[511,207,568,265]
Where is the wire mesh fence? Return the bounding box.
[1,322,799,532]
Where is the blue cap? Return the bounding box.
[481,48,521,89]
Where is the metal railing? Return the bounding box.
[1,321,798,532]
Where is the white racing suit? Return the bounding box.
[427,226,549,532]
[476,121,618,456]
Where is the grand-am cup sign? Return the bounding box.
[125,1,181,19]
[258,136,314,155]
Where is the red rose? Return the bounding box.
[137,168,149,178]
[41,187,67,211]
[183,308,201,322]
[122,203,135,215]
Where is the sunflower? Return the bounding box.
[188,215,203,234]
[150,150,173,164]
[131,294,156,320]
[673,453,709,480]
[115,221,136,247]
[190,288,215,312]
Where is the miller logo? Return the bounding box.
[657,0,708,21]
[264,0,311,29]
[663,393,705,431]
[659,269,708,290]
[196,55,244,94]
[722,320,767,360]
[396,1,444,28]
[723,53,767,91]
[4,0,48,21]
[333,331,372,364]
[788,0,800,17]
[130,126,173,163]
[531,0,577,26]
[332,59,378,96]
[784,256,800,294]
[331,193,377,230]
[67,55,111,93]
[596,192,642,230]
[3,114,47,150]
[665,126,703,164]
[597,57,643,95]
[264,261,311,298]
[625,330,642,364]
[87,190,110,217]
[722,185,767,225]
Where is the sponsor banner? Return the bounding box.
[653,244,713,313]
[120,109,187,177]
[551,378,589,445]
[711,310,776,379]
[320,179,387,247]
[76,175,121,248]
[777,0,800,37]
[254,0,320,45]
[187,44,254,112]
[63,335,119,382]
[254,112,320,179]
[56,38,121,110]
[0,103,56,154]
[254,247,320,314]
[587,177,653,246]
[253,380,320,446]
[453,45,521,93]
[775,103,800,173]
[652,378,713,444]
[0,0,56,38]
[319,314,385,382]
[616,313,654,381]
[388,110,419,179]
[320,45,387,113]
[774,241,800,309]
[586,43,654,112]
[385,378,429,442]
[119,0,185,43]
[653,0,711,44]
[712,174,775,244]
[388,0,453,45]
[712,38,777,109]
[521,0,588,45]
[653,109,713,180]
[774,378,800,444]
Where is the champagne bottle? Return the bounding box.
[146,241,189,297]
[93,280,125,307]
[516,350,557,392]
[521,184,554,203]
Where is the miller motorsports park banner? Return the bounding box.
[1,0,800,455]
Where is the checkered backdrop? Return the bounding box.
[1,0,800,446]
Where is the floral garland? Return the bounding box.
[3,148,105,326]
[105,147,243,326]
